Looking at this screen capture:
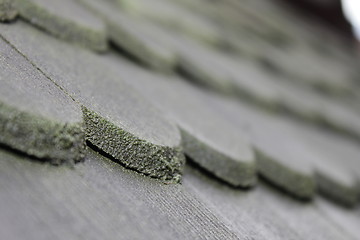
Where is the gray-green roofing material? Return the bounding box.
[184,165,303,240]
[165,34,360,141]
[209,97,317,199]
[1,144,359,240]
[105,56,257,187]
[67,2,360,144]
[0,36,85,164]
[0,0,359,238]
[127,1,360,142]
[183,165,357,240]
[0,148,241,240]
[0,21,185,182]
[260,43,355,96]
[316,198,360,239]
[213,96,360,205]
[79,0,177,72]
[0,0,17,21]
[13,0,108,51]
[105,52,360,203]
[117,0,221,45]
[291,122,360,206]
[254,115,360,206]
[225,0,358,96]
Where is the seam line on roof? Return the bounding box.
[0,33,78,105]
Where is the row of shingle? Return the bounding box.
[0,20,184,182]
[1,19,360,207]
[161,0,360,95]
[185,164,360,240]
[3,0,357,96]
[105,53,360,206]
[0,0,359,206]
[2,144,360,240]
[81,0,360,142]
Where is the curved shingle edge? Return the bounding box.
[256,149,316,199]
[181,128,256,187]
[0,101,86,164]
[13,0,108,52]
[82,106,185,183]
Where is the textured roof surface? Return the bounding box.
[0,0,360,239]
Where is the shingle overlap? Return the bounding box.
[0,37,85,164]
[13,0,108,51]
[0,0,360,238]
[0,21,185,182]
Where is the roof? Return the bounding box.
[0,0,360,239]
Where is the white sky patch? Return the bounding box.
[342,0,360,39]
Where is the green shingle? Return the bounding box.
[0,37,85,164]
[184,165,355,240]
[13,0,108,51]
[0,0,17,21]
[0,21,185,182]
[79,0,176,72]
[117,0,220,45]
[105,55,256,187]
[293,123,360,206]
[210,97,316,199]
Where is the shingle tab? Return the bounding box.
[0,0,17,21]
[0,21,185,182]
[107,56,256,187]
[261,45,355,96]
[79,0,176,72]
[0,0,359,239]
[13,0,108,51]
[0,36,85,164]
[209,97,316,199]
[156,32,360,141]
[184,165,356,240]
[292,123,360,206]
[214,97,360,205]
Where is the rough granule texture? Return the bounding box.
[13,0,107,51]
[0,0,18,21]
[0,22,185,182]
[0,102,85,164]
[108,62,256,187]
[181,128,256,187]
[256,150,316,199]
[82,107,185,183]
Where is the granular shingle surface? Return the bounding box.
[0,0,360,238]
[0,21,185,182]
[0,0,17,21]
[0,36,85,164]
[107,58,256,187]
